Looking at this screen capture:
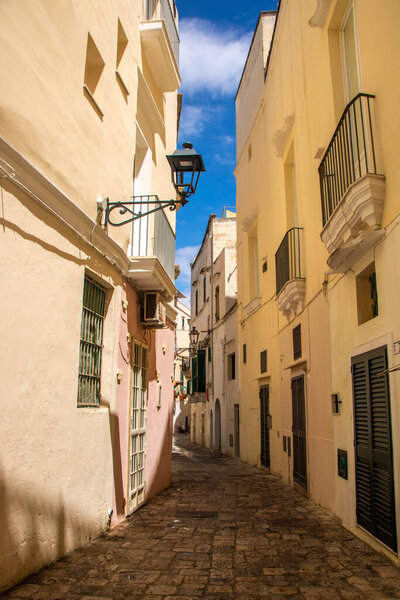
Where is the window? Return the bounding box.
[228,352,236,380]
[203,276,206,302]
[243,343,247,364]
[116,19,129,101]
[197,349,206,392]
[260,350,268,374]
[356,262,378,325]
[78,277,106,407]
[192,350,206,393]
[293,324,302,360]
[182,317,185,329]
[248,234,259,298]
[341,5,361,101]
[195,290,199,315]
[83,33,105,119]
[215,286,220,321]
[284,142,299,229]
[208,346,212,363]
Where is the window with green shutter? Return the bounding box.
[77,277,106,407]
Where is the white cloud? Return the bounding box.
[179,104,209,140]
[180,18,252,96]
[175,244,200,306]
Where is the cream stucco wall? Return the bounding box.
[0,0,180,590]
[236,0,400,561]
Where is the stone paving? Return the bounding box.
[3,434,400,599]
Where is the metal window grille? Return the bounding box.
[78,277,106,407]
[293,324,302,360]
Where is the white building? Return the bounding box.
[189,211,239,453]
[173,296,191,433]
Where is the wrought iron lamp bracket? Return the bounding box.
[103,194,186,228]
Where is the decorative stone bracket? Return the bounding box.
[308,0,332,28]
[321,173,385,271]
[275,279,305,322]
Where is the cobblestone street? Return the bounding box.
[3,434,400,600]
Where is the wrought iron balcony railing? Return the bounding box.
[275,227,304,295]
[319,93,382,226]
[145,0,180,66]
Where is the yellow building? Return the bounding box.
[235,0,400,561]
[0,0,183,591]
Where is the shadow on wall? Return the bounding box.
[145,399,174,501]
[0,464,100,594]
[107,404,126,521]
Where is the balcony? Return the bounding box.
[140,0,180,92]
[319,94,385,272]
[275,228,305,321]
[128,199,176,300]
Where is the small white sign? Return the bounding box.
[394,341,400,355]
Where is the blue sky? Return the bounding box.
[174,0,278,304]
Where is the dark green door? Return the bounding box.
[292,375,307,489]
[260,385,270,468]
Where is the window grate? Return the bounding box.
[78,277,106,407]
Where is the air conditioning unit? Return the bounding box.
[141,292,167,327]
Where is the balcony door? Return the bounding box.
[341,5,361,102]
[130,126,152,257]
[127,341,148,514]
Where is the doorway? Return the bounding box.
[215,399,221,453]
[352,346,397,551]
[260,385,271,468]
[210,409,214,451]
[291,375,307,489]
[127,341,148,514]
[234,404,240,458]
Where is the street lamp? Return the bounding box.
[99,142,205,227]
[175,326,205,359]
[166,143,206,206]
[188,326,200,347]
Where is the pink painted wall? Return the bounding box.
[111,279,174,526]
[145,324,175,500]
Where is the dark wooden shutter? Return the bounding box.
[293,324,302,360]
[352,346,397,551]
[260,385,270,468]
[197,349,206,393]
[292,375,307,489]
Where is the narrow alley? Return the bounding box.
[3,435,400,600]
